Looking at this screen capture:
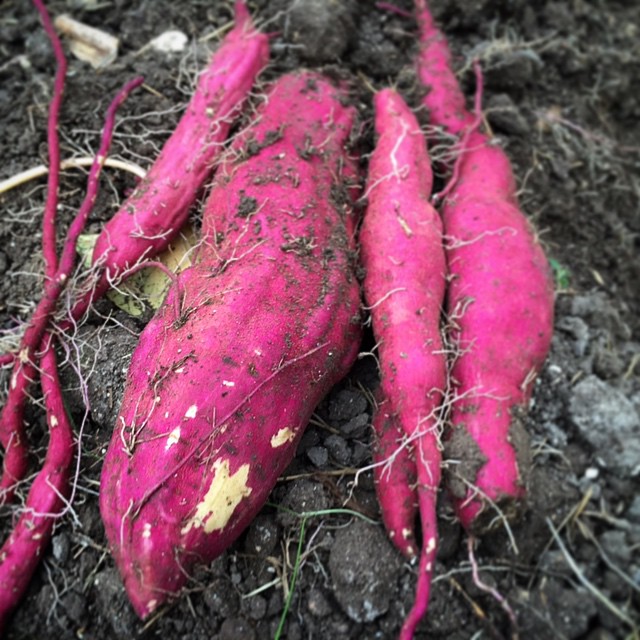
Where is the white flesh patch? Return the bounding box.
[142,523,152,539]
[270,427,295,448]
[222,380,235,387]
[185,404,198,419]
[50,415,58,428]
[426,537,436,555]
[165,426,181,450]
[402,528,413,540]
[181,459,252,535]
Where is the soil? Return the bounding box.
[1,1,639,639]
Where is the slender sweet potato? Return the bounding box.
[0,76,143,504]
[99,71,362,618]
[360,88,447,639]
[85,0,269,313]
[414,0,555,532]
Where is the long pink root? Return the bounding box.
[0,338,74,633]
[0,76,143,503]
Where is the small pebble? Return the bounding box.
[307,445,328,468]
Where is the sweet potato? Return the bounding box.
[415,0,555,532]
[99,71,362,618]
[0,76,143,504]
[0,341,74,633]
[360,88,447,639]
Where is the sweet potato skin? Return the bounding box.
[371,392,419,560]
[99,71,361,618]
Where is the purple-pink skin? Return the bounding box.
[360,88,447,639]
[32,0,67,276]
[415,0,555,532]
[99,71,362,619]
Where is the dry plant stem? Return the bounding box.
[0,339,74,634]
[0,157,146,196]
[546,518,639,633]
[0,77,144,504]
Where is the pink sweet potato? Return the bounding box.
[99,71,362,618]
[415,0,555,531]
[0,340,74,633]
[360,88,447,639]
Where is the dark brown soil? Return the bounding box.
[1,1,639,639]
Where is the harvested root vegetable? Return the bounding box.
[415,0,555,532]
[99,71,362,618]
[360,88,447,639]
[0,75,143,504]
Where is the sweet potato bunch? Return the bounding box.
[0,0,554,637]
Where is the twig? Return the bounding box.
[546,517,639,633]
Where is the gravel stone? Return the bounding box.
[569,375,640,475]
[307,445,329,468]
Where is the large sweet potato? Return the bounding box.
[99,71,362,618]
